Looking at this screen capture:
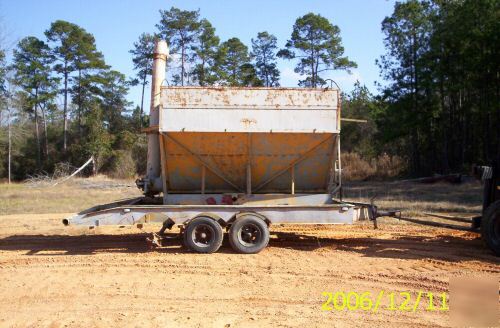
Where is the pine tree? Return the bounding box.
[192,19,220,86]
[129,33,155,125]
[99,70,131,134]
[45,20,85,150]
[0,47,6,98]
[216,38,261,86]
[278,13,356,87]
[84,101,111,175]
[157,7,201,85]
[70,29,107,136]
[251,32,280,87]
[11,36,59,168]
[377,0,434,175]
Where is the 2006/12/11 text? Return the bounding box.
[321,291,449,313]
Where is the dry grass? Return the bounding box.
[0,176,483,218]
[0,176,142,215]
[342,152,405,181]
[343,180,482,216]
[339,152,482,217]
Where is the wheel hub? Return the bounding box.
[192,224,215,247]
[238,223,261,246]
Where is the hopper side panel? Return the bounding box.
[162,87,338,110]
[160,108,338,133]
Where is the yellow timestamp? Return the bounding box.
[321,291,449,313]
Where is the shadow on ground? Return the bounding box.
[0,230,497,263]
[270,232,498,263]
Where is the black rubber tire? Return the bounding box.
[184,217,223,254]
[181,228,190,250]
[481,200,500,256]
[228,214,269,254]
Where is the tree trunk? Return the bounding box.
[438,59,450,173]
[309,30,315,88]
[310,50,315,88]
[140,74,146,127]
[200,56,206,86]
[181,45,185,86]
[78,68,82,137]
[40,105,49,160]
[7,106,11,184]
[263,51,269,87]
[34,104,41,169]
[315,59,320,88]
[411,33,420,174]
[63,69,68,151]
[92,156,97,176]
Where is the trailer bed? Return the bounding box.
[63,197,371,227]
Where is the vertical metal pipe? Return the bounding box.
[291,165,295,195]
[146,40,168,194]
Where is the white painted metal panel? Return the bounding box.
[159,86,339,133]
[162,86,338,110]
[66,204,356,226]
[160,108,338,133]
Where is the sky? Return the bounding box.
[0,0,396,112]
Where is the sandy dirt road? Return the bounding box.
[0,213,498,327]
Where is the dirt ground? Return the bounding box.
[0,180,498,327]
[0,214,498,327]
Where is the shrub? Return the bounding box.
[105,150,137,179]
[341,152,405,181]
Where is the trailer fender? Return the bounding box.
[184,212,226,228]
[228,212,271,226]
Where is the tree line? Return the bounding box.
[129,8,356,121]
[0,20,138,180]
[0,1,498,182]
[0,8,355,181]
[374,0,499,175]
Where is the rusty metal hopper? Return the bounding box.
[157,87,341,194]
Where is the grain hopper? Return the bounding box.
[63,40,374,254]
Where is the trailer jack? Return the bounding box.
[145,218,176,249]
[364,196,402,229]
[370,209,402,229]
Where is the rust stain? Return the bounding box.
[164,132,332,192]
[165,87,338,110]
[240,118,257,126]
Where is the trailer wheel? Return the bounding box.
[184,217,223,254]
[481,200,500,256]
[229,214,269,254]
